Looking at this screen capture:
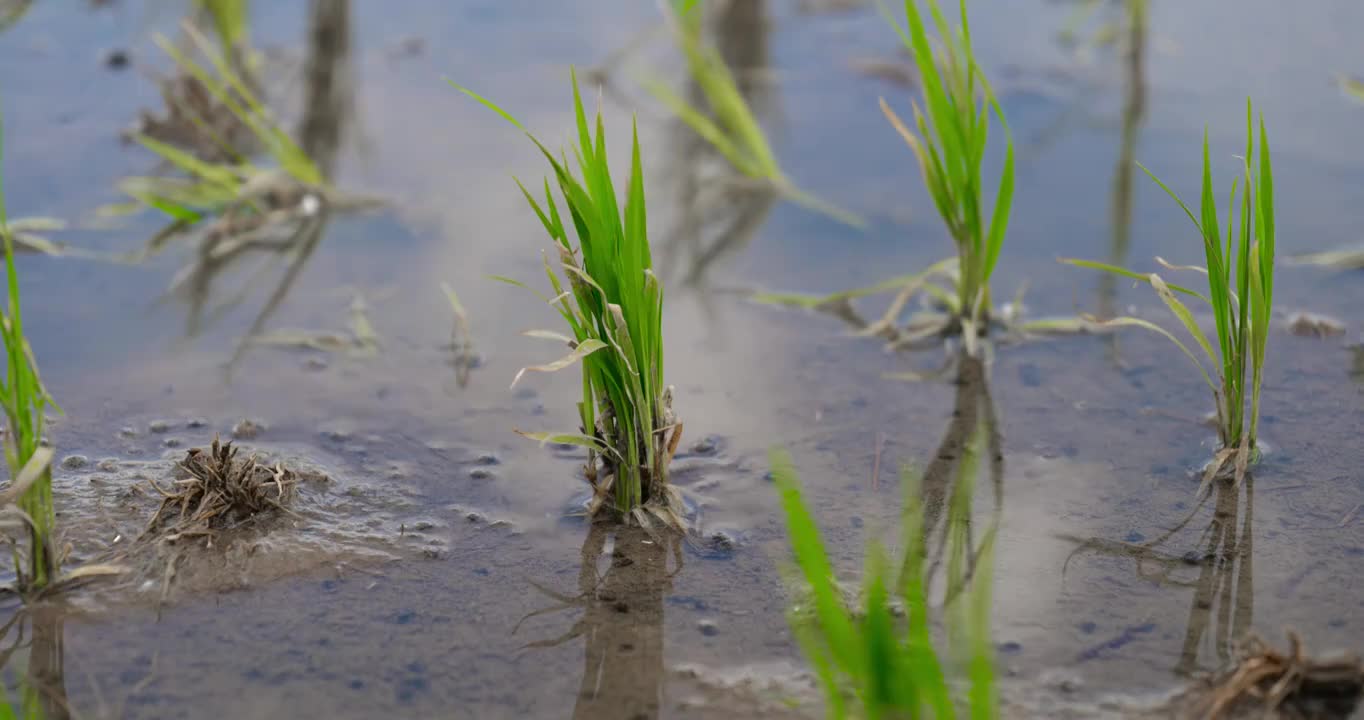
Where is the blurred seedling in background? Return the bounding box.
[102,2,375,370]
[656,0,783,293]
[755,0,1091,372]
[1063,100,1276,491]
[641,0,862,228]
[126,0,259,163]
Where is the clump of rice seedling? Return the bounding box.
[642,1,861,228]
[144,435,300,543]
[451,71,685,529]
[1062,100,1275,490]
[110,22,328,253]
[754,0,1030,360]
[770,447,996,719]
[108,15,375,368]
[0,109,60,595]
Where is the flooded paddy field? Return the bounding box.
[1,0,1363,718]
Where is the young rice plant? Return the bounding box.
[0,107,60,595]
[452,71,685,529]
[1062,100,1275,490]
[754,0,1017,359]
[642,0,862,227]
[770,448,996,719]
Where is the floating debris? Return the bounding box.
[847,56,916,88]
[441,282,477,389]
[1286,312,1346,338]
[144,437,302,542]
[796,0,867,14]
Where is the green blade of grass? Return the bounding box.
[770,448,862,678]
[1057,258,1207,301]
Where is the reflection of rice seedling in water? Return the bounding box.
[451,71,686,529]
[643,1,861,228]
[0,608,69,720]
[1060,473,1253,676]
[770,444,996,719]
[515,523,680,720]
[1062,101,1275,490]
[0,111,60,595]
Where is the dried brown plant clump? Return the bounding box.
[1194,631,1363,719]
[145,435,299,543]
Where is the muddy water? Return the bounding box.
[2,0,1364,717]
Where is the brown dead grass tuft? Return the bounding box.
[1197,631,1363,719]
[144,435,299,543]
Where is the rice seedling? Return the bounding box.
[642,1,861,227]
[110,7,372,371]
[657,0,783,290]
[451,70,685,528]
[1061,100,1275,489]
[754,0,1045,361]
[195,0,250,54]
[104,21,329,268]
[0,110,60,596]
[771,446,997,719]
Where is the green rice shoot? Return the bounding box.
[752,0,1017,358]
[642,1,862,228]
[880,0,1015,341]
[0,107,60,594]
[1061,99,1275,489]
[195,0,251,53]
[451,70,685,528]
[106,22,325,254]
[770,447,996,719]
